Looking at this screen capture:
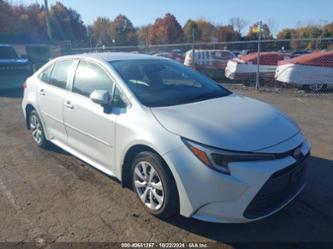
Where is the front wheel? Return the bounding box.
[29,110,48,148]
[131,151,179,218]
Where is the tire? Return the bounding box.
[131,151,179,218]
[28,110,49,148]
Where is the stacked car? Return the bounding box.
[184,49,236,79]
[225,52,288,83]
[275,50,333,91]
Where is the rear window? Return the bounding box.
[38,64,54,83]
[48,60,75,89]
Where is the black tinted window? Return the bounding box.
[73,61,114,97]
[49,60,74,89]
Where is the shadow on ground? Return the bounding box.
[165,156,333,248]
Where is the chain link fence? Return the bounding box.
[7,37,333,95]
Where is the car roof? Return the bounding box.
[61,52,166,62]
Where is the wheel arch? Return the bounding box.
[121,144,178,195]
[121,144,156,188]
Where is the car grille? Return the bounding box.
[244,152,309,219]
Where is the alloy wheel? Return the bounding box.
[30,114,43,145]
[133,161,164,211]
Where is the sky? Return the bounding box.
[13,0,333,34]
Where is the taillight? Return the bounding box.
[22,81,27,89]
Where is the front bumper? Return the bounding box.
[163,133,310,223]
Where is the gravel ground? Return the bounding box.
[0,87,332,249]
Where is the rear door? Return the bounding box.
[63,60,117,171]
[37,59,76,144]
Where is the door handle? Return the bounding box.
[65,101,74,109]
[39,89,46,96]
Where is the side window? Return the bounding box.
[49,60,74,89]
[112,86,127,108]
[73,61,114,97]
[38,64,53,83]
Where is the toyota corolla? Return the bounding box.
[22,53,310,223]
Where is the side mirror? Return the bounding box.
[90,90,110,106]
[20,54,27,59]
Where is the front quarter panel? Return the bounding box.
[114,103,183,180]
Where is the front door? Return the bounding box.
[63,60,117,171]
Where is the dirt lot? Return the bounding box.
[0,86,332,248]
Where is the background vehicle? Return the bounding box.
[275,50,333,91]
[0,45,32,90]
[184,49,236,79]
[154,51,185,63]
[22,52,310,223]
[225,52,288,84]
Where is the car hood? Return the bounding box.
[151,94,299,152]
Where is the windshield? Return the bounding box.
[0,46,18,59]
[110,59,231,107]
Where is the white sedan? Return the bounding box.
[22,52,310,223]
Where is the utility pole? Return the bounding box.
[44,0,52,41]
[192,26,196,69]
[255,20,262,90]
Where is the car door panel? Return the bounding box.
[64,93,117,169]
[64,60,116,171]
[37,60,75,144]
[38,82,68,143]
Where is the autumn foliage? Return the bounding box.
[147,13,184,45]
[0,0,333,49]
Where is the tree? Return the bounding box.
[90,17,113,46]
[216,25,241,42]
[277,28,298,49]
[229,17,247,34]
[246,23,273,40]
[148,13,184,45]
[297,25,323,49]
[1,2,46,37]
[267,18,277,36]
[277,28,296,39]
[49,2,87,43]
[183,19,199,43]
[195,19,217,42]
[110,15,137,46]
[0,0,15,34]
[137,25,151,45]
[323,22,333,37]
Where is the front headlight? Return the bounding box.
[182,138,276,174]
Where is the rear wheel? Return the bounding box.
[131,151,179,218]
[29,110,48,148]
